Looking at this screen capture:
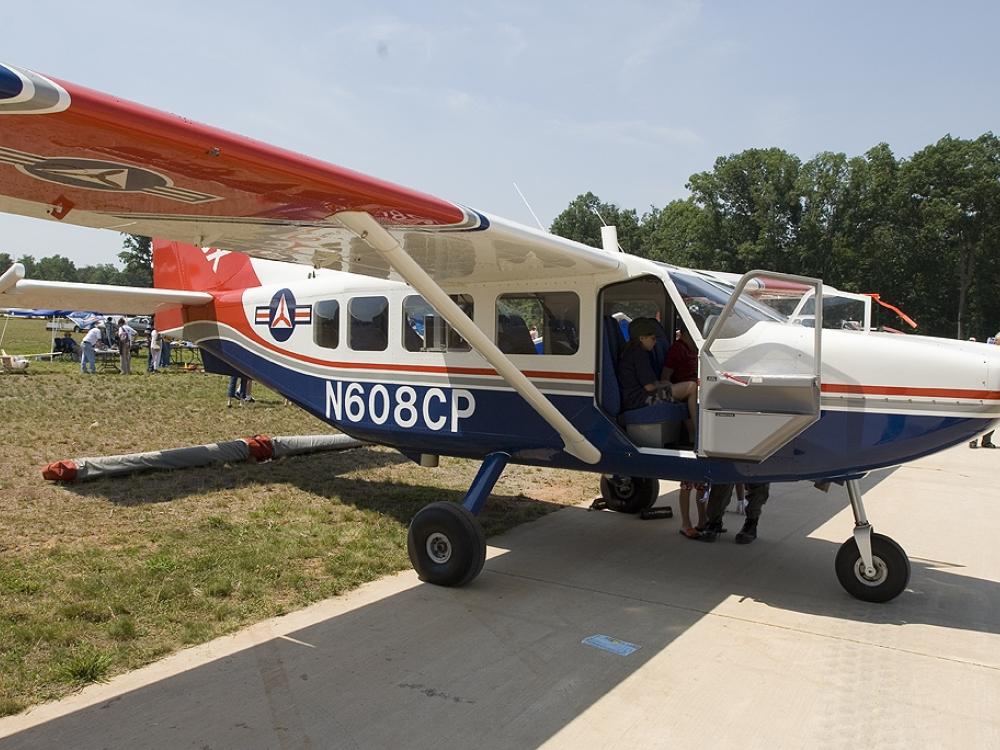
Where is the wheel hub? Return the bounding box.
[426,532,452,564]
[853,555,888,586]
[613,478,634,499]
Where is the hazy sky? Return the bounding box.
[1,1,997,267]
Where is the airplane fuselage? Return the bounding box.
[182,253,1000,484]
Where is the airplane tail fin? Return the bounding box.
[152,239,262,293]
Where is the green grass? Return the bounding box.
[0,318,595,715]
[0,315,60,355]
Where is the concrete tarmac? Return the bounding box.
[2,443,999,749]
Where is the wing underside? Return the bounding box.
[0,63,620,285]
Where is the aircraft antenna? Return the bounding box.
[591,207,623,253]
[512,182,546,231]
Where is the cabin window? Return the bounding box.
[313,300,340,349]
[496,292,579,355]
[349,296,388,351]
[402,295,474,352]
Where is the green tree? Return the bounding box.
[795,151,851,280]
[901,134,1000,338]
[550,192,643,254]
[77,264,124,285]
[641,199,713,267]
[33,254,78,282]
[687,148,803,273]
[119,234,152,287]
[0,252,11,271]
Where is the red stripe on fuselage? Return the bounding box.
[822,383,1000,401]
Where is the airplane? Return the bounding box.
[1,61,998,603]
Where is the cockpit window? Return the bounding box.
[667,269,785,334]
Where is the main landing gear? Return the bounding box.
[834,479,910,603]
[598,475,660,514]
[407,452,507,587]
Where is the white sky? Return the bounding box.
[1,0,997,266]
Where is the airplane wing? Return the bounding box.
[0,63,620,285]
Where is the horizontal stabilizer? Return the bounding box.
[0,263,211,315]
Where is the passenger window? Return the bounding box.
[402,295,474,352]
[349,296,388,351]
[496,292,579,355]
[313,300,339,349]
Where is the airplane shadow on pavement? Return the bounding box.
[6,465,1000,749]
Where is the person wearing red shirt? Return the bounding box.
[663,328,698,442]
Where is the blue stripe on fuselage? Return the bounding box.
[201,338,993,484]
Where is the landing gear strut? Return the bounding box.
[834,479,910,602]
[407,452,507,587]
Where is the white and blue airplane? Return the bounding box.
[1,62,997,602]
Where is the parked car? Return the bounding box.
[126,316,151,334]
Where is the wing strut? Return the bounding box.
[336,211,601,465]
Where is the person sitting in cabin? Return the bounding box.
[663,326,699,442]
[617,317,669,411]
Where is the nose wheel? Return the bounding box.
[834,479,910,602]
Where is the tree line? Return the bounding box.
[551,134,1000,340]
[0,235,152,290]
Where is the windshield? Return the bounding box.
[665,269,786,331]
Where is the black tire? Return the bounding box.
[599,476,659,514]
[407,501,486,587]
[835,532,910,603]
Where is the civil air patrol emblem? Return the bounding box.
[255,289,311,343]
[0,150,221,204]
[0,63,70,115]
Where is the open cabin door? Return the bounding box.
[698,271,823,461]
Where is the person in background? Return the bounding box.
[227,375,251,407]
[677,481,708,539]
[116,317,136,375]
[699,482,770,544]
[80,324,102,374]
[148,323,161,372]
[57,331,79,357]
[105,316,120,348]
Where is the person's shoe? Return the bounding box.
[701,520,728,535]
[970,440,979,449]
[735,518,758,544]
[982,441,997,449]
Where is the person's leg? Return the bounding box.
[735,483,769,544]
[80,344,87,373]
[227,375,238,406]
[123,347,131,375]
[678,483,695,534]
[699,483,734,541]
[670,381,697,440]
[696,484,708,528]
